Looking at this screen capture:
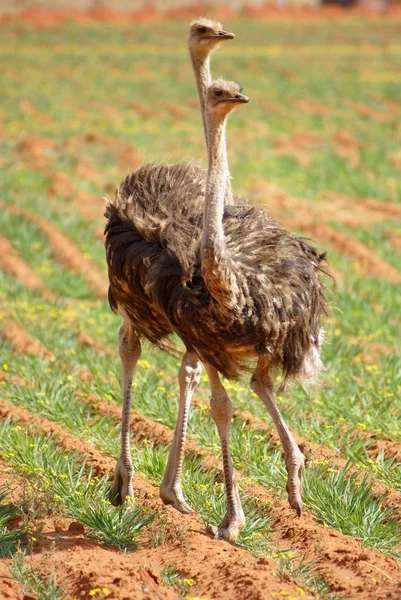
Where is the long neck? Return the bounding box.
[190,51,211,151]
[202,113,227,256]
[190,49,234,205]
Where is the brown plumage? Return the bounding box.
[105,164,326,384]
[105,77,329,541]
[105,13,330,541]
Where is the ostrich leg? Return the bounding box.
[160,350,201,513]
[250,358,305,516]
[204,363,245,543]
[110,319,141,505]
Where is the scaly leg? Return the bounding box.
[250,357,304,516]
[204,363,245,543]
[110,319,141,506]
[160,350,201,513]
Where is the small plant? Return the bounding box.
[160,565,196,599]
[9,552,64,600]
[0,421,158,553]
[0,485,26,557]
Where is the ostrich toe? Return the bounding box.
[110,457,134,506]
[285,449,305,516]
[160,484,194,514]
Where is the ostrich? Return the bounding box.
[105,78,327,542]
[105,19,235,512]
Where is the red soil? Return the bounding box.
[0,321,54,360]
[16,132,138,223]
[75,132,143,171]
[3,5,401,28]
[304,222,401,283]
[352,341,393,365]
[0,399,310,600]
[323,191,401,220]
[127,101,160,119]
[295,99,341,117]
[77,331,114,357]
[334,127,360,169]
[344,100,393,124]
[0,371,25,385]
[273,131,319,168]
[5,205,108,299]
[76,393,401,599]
[251,180,401,283]
[0,235,43,291]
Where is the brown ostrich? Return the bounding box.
[105,77,327,542]
[105,19,235,513]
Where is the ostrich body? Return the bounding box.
[106,79,327,541]
[105,19,236,513]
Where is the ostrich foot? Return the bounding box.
[209,512,245,544]
[110,457,134,506]
[285,448,305,517]
[160,484,194,514]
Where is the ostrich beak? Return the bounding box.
[230,94,250,104]
[210,30,235,40]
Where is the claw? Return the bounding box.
[160,485,194,514]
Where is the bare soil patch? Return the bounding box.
[0,371,25,385]
[273,130,319,168]
[5,205,108,299]
[77,331,114,357]
[344,100,393,124]
[251,180,401,282]
[304,222,401,283]
[2,4,401,28]
[334,128,361,169]
[295,99,341,117]
[0,321,54,360]
[0,235,43,291]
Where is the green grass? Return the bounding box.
[8,553,64,600]
[0,486,26,557]
[0,421,157,552]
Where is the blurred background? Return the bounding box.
[0,0,400,15]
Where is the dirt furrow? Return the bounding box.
[0,457,177,600]
[252,180,401,283]
[0,399,310,600]
[0,321,54,360]
[0,236,43,291]
[344,100,393,124]
[5,205,108,299]
[76,331,115,357]
[322,191,401,220]
[301,222,401,283]
[77,393,401,599]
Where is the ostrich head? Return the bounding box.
[206,79,249,118]
[188,17,235,56]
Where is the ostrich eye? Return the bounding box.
[197,26,207,34]
[214,90,223,97]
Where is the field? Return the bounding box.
[0,11,401,600]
